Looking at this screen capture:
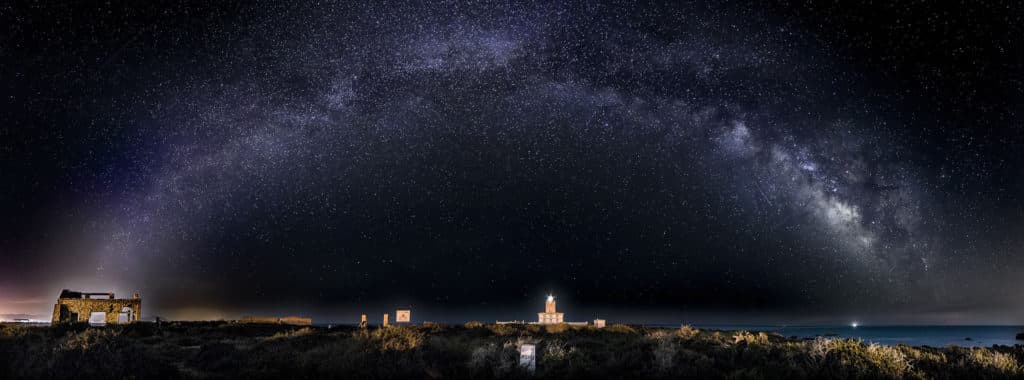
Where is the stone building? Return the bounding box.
[537,295,564,324]
[51,289,141,324]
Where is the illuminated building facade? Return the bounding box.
[537,295,564,324]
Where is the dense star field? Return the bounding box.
[1,1,1022,323]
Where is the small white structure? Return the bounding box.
[396,309,411,323]
[537,295,564,324]
[519,343,537,373]
[594,319,606,328]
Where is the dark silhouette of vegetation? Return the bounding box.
[2,322,1022,379]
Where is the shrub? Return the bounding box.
[487,323,520,336]
[809,338,924,379]
[955,348,1024,377]
[265,327,315,340]
[371,325,425,351]
[604,324,637,334]
[469,342,500,370]
[187,342,241,372]
[468,341,520,377]
[646,329,673,340]
[61,327,123,351]
[809,337,832,362]
[544,323,569,334]
[675,347,716,376]
[0,325,31,339]
[732,331,769,346]
[544,339,570,361]
[540,338,578,376]
[678,325,700,340]
[648,330,677,373]
[464,321,484,328]
[49,327,180,379]
[864,343,914,378]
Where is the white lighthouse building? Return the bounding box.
[537,295,564,324]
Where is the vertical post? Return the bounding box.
[360,314,367,328]
[383,313,389,327]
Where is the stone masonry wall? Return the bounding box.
[52,298,141,324]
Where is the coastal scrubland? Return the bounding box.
[1,322,1022,379]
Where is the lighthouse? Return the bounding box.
[537,295,564,324]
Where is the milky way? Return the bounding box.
[2,2,1022,323]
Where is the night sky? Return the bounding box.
[2,1,1022,324]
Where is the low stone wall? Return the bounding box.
[239,316,312,326]
[239,317,280,324]
[280,316,312,326]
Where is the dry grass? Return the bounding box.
[264,326,315,341]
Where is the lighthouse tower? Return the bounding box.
[537,295,564,324]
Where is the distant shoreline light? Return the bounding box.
[851,322,859,328]
[0,319,49,324]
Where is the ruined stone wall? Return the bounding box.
[279,316,312,326]
[239,316,280,324]
[239,316,313,326]
[52,298,141,324]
